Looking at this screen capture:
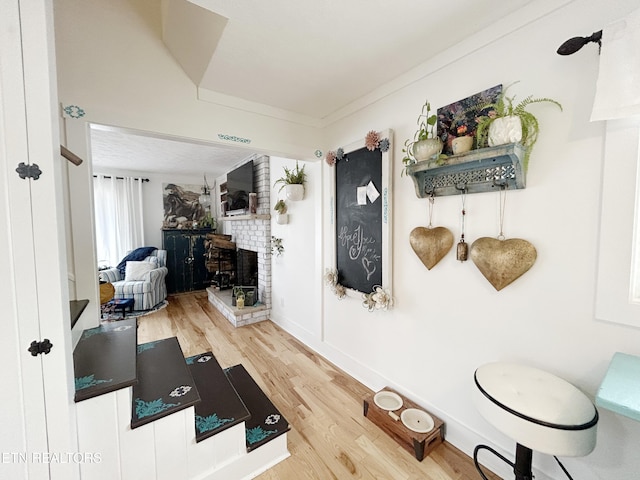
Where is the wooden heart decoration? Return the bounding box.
[470,237,537,291]
[410,226,454,270]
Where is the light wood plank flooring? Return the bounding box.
[137,292,498,480]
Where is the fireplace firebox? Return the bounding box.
[237,248,258,287]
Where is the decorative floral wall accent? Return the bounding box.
[324,269,346,299]
[325,130,390,167]
[362,286,394,312]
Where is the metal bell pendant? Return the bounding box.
[457,239,468,262]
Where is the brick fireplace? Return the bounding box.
[207,156,272,327]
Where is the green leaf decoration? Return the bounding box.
[134,397,179,419]
[137,340,162,354]
[195,414,234,433]
[246,426,276,445]
[82,327,102,340]
[75,374,113,391]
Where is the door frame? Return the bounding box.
[0,1,79,478]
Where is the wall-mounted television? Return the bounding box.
[226,160,254,213]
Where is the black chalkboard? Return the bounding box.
[335,147,383,294]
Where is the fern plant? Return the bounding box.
[475,83,562,170]
[273,161,306,192]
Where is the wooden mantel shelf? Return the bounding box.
[220,214,270,222]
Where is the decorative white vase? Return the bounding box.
[452,136,474,154]
[276,213,288,224]
[285,184,304,201]
[412,138,443,162]
[488,116,522,147]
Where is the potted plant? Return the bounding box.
[402,100,444,174]
[271,236,284,256]
[475,83,562,170]
[274,199,288,224]
[450,124,474,155]
[273,161,306,201]
[232,286,245,308]
[235,289,245,309]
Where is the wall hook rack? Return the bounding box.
[405,143,525,198]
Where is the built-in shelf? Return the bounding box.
[220,214,270,222]
[70,299,89,329]
[406,143,526,197]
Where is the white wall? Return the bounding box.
[310,1,640,479]
[54,0,321,162]
[53,0,640,479]
[269,157,322,341]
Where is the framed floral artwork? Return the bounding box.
[437,85,502,156]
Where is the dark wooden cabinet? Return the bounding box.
[163,229,212,294]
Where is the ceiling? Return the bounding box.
[92,0,537,176]
[90,125,255,179]
[190,0,535,119]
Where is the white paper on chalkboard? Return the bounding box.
[357,186,367,205]
[367,181,380,203]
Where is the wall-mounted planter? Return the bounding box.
[276,213,289,224]
[285,184,304,201]
[406,143,525,197]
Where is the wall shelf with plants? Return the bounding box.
[405,143,525,197]
[404,83,561,198]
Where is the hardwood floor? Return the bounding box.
[138,291,498,480]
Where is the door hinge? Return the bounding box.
[16,162,42,180]
[28,339,53,356]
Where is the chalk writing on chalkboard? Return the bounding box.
[335,146,383,293]
[337,225,381,281]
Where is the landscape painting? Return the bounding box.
[163,183,206,228]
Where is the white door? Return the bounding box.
[0,2,79,479]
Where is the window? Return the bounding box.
[596,119,640,326]
[93,175,145,267]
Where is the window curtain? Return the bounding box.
[93,175,145,267]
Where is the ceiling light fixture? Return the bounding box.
[199,174,212,208]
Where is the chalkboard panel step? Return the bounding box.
[73,318,138,402]
[224,364,290,452]
[131,337,201,429]
[186,352,250,442]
